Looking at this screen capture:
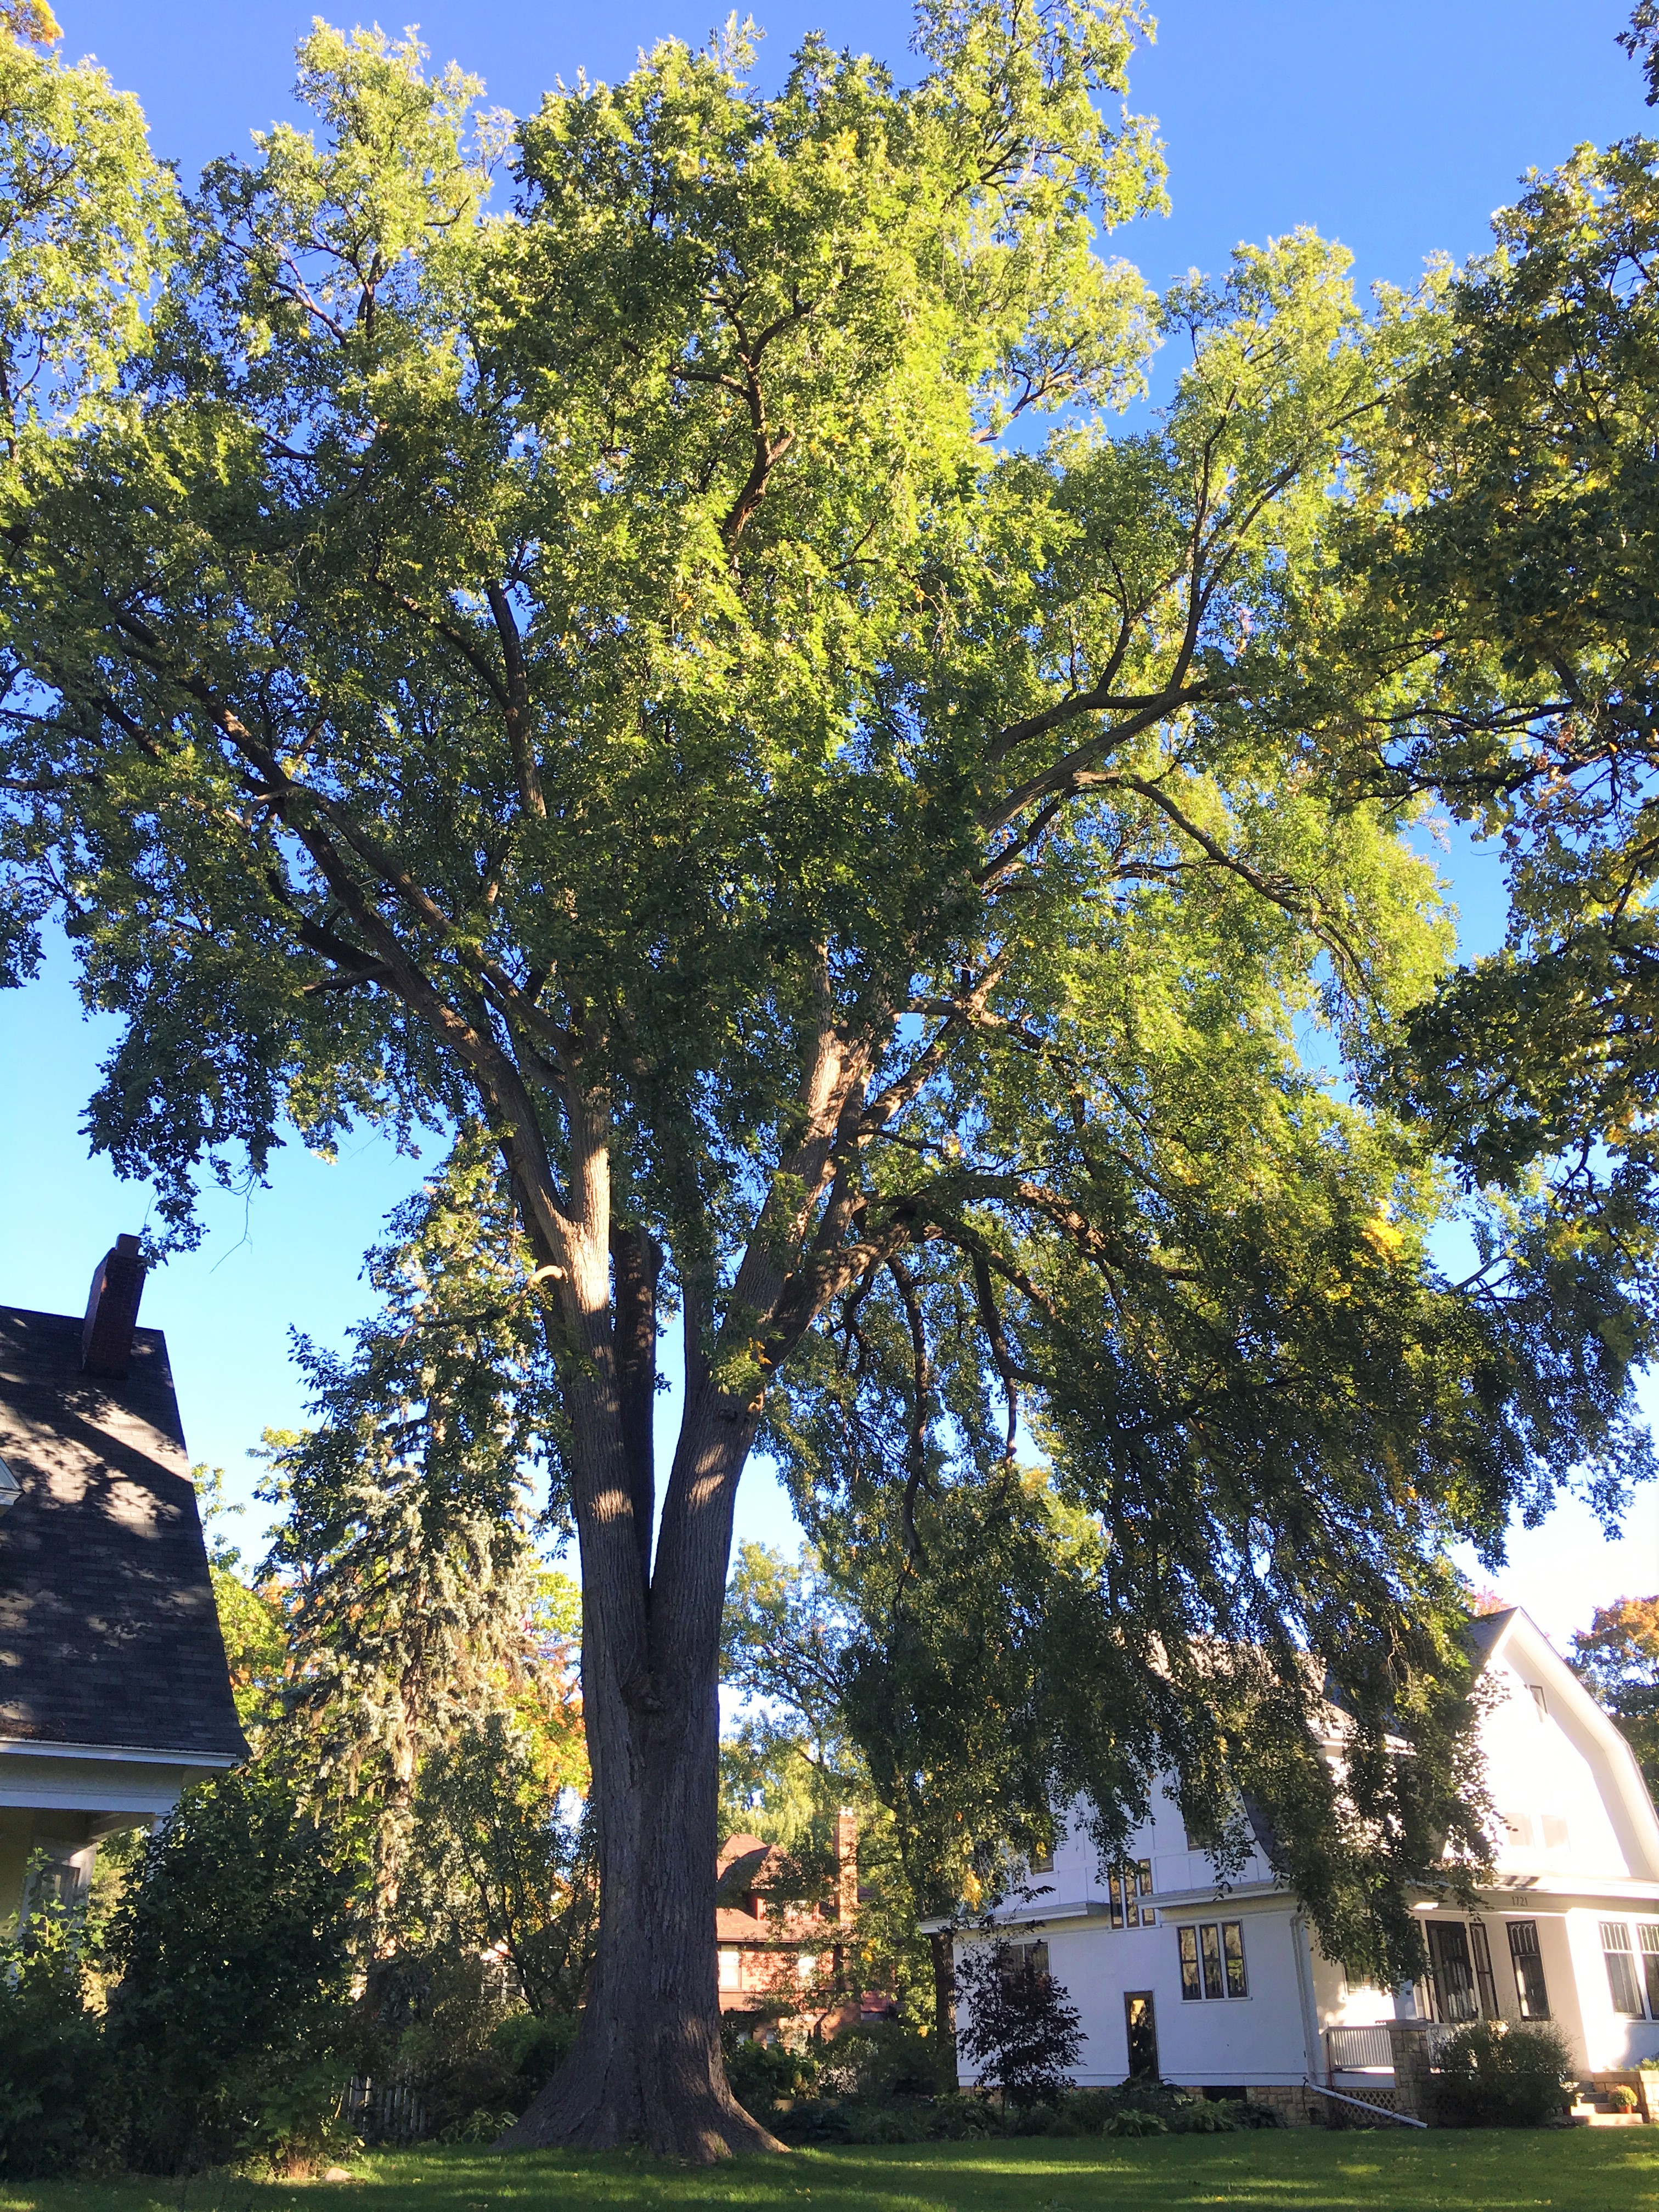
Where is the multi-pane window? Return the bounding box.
[1507,1920,1550,2021]
[1469,1921,1499,2020]
[1426,1922,1481,2024]
[1107,1860,1154,1929]
[1640,1925,1659,2019]
[1000,1940,1049,1991]
[1602,1922,1645,2017]
[1177,1920,1247,2000]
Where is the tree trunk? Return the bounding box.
[930,1927,958,2087]
[501,1358,782,2159]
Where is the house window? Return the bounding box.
[1469,1920,1499,2020]
[1001,1940,1049,1990]
[1107,1860,1154,1929]
[1178,1921,1246,2000]
[1539,1814,1569,1851]
[1602,1922,1645,2017]
[1640,1925,1659,2019]
[1222,1920,1248,1997]
[1507,1920,1549,2021]
[1527,1684,1548,1722]
[1031,1848,1054,1874]
[1426,1922,1481,2024]
[718,1947,741,1989]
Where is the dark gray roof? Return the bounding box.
[1467,1607,1519,1665]
[0,1306,246,1762]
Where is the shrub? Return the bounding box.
[726,2034,821,2114]
[926,2094,1002,2140]
[1059,2083,1198,2133]
[0,1884,110,2178]
[845,2103,922,2144]
[1432,2021,1576,2129]
[955,1940,1082,2107]
[1180,2101,1239,2132]
[1104,2108,1167,2137]
[817,2021,947,2100]
[101,1769,358,2173]
[438,2106,520,2143]
[490,2008,578,2109]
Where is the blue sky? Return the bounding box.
[0,1,1654,1635]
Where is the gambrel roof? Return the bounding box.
[1468,1603,1659,1886]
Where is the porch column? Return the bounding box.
[1386,2023,1436,2125]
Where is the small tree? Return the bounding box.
[407,1710,597,2020]
[954,1939,1081,2107]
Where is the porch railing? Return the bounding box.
[1325,2022,1458,2080]
[1325,2025,1395,2075]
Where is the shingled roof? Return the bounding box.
[0,1304,246,1762]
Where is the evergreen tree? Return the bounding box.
[257,1132,577,1946]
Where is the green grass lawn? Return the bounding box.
[3,2134,1657,2212]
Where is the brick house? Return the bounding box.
[716,1811,871,2038]
[0,1238,246,1918]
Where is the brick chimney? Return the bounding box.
[82,1234,147,1379]
[836,1809,859,1927]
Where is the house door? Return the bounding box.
[1124,1991,1159,2079]
[1426,1922,1480,2024]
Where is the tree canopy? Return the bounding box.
[1571,1594,1659,1792]
[0,4,1654,2155]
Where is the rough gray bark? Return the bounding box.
[501,1201,787,2155]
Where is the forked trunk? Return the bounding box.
[502,1361,781,2159]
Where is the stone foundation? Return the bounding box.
[1181,2083,1324,2128]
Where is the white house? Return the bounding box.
[948,1608,1659,2119]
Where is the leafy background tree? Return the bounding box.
[2,0,1657,2159]
[1571,1596,1659,1795]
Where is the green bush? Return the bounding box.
[490,2008,578,2109]
[1180,2101,1239,2132]
[1060,2083,1203,2134]
[726,2033,821,2114]
[817,2021,949,2100]
[1237,2101,1284,2129]
[101,1769,358,2173]
[438,2106,520,2143]
[1104,2108,1168,2137]
[926,2094,1002,2140]
[0,1887,110,2179]
[1432,2021,1576,2129]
